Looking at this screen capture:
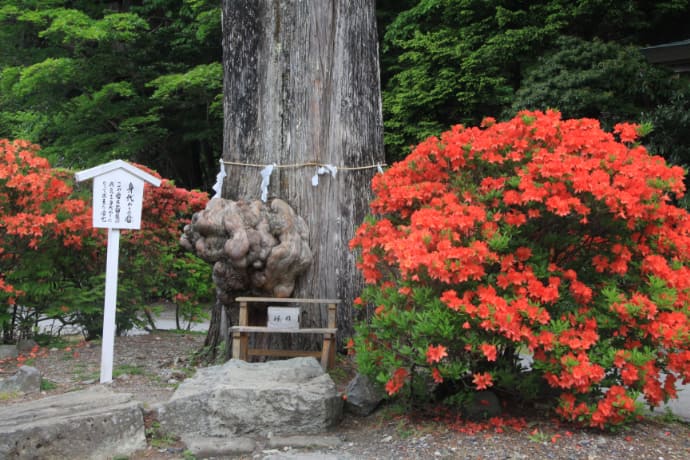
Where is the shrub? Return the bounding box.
[67,165,211,337]
[350,110,690,429]
[115,164,211,334]
[0,139,93,342]
[0,139,210,340]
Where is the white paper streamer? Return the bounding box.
[324,164,338,178]
[211,158,227,199]
[376,163,384,174]
[311,164,338,187]
[260,164,275,202]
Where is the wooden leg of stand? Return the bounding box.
[322,334,333,370]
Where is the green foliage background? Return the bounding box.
[1,0,688,188]
[0,0,222,190]
[379,0,690,168]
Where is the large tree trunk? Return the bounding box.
[210,0,383,355]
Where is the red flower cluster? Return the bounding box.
[1,139,209,337]
[0,139,93,299]
[385,368,409,396]
[351,110,690,429]
[426,344,448,364]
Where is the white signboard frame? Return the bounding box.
[75,160,161,383]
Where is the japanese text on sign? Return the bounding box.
[92,170,144,229]
[267,307,300,330]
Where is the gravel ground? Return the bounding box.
[2,332,690,459]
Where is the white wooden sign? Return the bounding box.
[267,306,300,330]
[92,171,145,229]
[75,160,161,383]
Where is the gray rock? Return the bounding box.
[344,373,383,416]
[463,390,502,420]
[0,344,18,360]
[16,339,38,353]
[0,365,41,394]
[0,386,146,460]
[157,357,342,438]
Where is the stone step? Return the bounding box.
[0,386,146,460]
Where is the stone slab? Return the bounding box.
[157,357,342,438]
[0,386,146,460]
[182,435,256,457]
[268,435,342,449]
[262,453,355,460]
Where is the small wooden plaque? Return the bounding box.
[267,306,300,330]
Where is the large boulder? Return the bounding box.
[0,386,146,460]
[156,357,342,438]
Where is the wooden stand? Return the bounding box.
[231,297,340,369]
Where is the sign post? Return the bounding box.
[75,160,161,383]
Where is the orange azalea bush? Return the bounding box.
[0,139,92,258]
[1,139,210,340]
[0,139,93,341]
[350,110,690,429]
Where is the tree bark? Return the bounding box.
[214,0,384,353]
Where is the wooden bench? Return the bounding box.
[231,297,340,369]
